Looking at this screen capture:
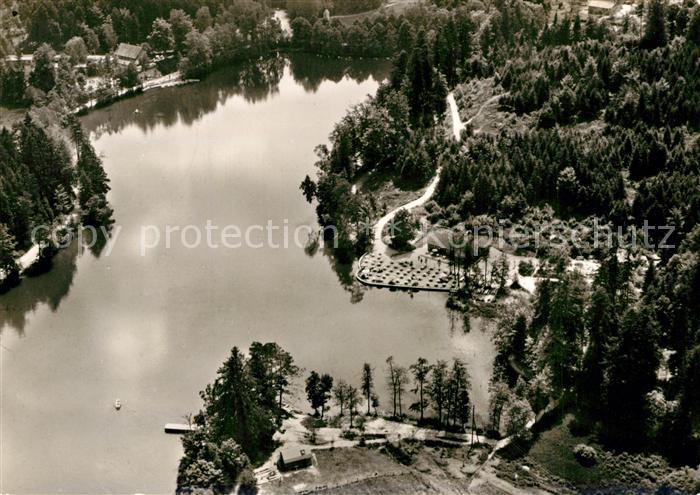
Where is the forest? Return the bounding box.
[299,0,700,480]
[0,112,111,290]
[2,0,700,490]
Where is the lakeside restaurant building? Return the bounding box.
[427,228,468,258]
[588,0,616,17]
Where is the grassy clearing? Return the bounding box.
[494,414,700,494]
[453,78,534,136]
[332,0,425,26]
[265,440,495,495]
[0,106,26,129]
[356,166,431,222]
[264,446,410,494]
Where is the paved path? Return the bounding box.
[372,92,464,254]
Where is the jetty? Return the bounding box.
[164,423,197,434]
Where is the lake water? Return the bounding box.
[0,55,495,494]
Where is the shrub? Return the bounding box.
[340,429,357,440]
[385,440,419,465]
[573,444,598,467]
[518,260,535,276]
[238,468,257,495]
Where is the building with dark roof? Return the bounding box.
[114,43,144,65]
[278,447,313,471]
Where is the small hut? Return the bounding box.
[278,447,313,471]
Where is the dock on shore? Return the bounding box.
[164,423,197,434]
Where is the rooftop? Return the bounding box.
[588,0,615,9]
[115,43,143,60]
[279,447,312,464]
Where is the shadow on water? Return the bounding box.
[0,239,79,336]
[287,53,391,93]
[80,54,391,138]
[320,246,367,304]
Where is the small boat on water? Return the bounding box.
[114,399,122,410]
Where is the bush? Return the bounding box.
[573,444,598,467]
[390,208,418,249]
[340,429,358,440]
[385,440,419,465]
[518,260,535,276]
[238,468,257,495]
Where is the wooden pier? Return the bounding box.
[164,423,197,434]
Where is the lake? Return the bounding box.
[0,54,495,494]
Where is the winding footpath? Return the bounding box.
[372,92,464,254]
[371,91,506,254]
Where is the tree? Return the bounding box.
[117,62,139,88]
[602,308,660,449]
[390,208,418,249]
[307,372,333,418]
[503,398,533,441]
[82,26,100,53]
[178,459,224,492]
[688,6,700,45]
[101,19,118,52]
[179,29,212,78]
[642,0,668,49]
[288,0,322,20]
[300,175,317,203]
[371,393,380,416]
[199,347,275,462]
[541,272,586,395]
[361,363,374,415]
[0,64,27,105]
[238,468,258,495]
[291,16,313,46]
[409,357,431,421]
[169,9,194,54]
[446,359,470,429]
[428,360,448,425]
[333,379,350,416]
[385,356,408,418]
[272,348,299,424]
[306,371,322,416]
[195,7,213,32]
[111,7,140,44]
[25,0,62,46]
[347,385,361,428]
[493,312,529,387]
[64,36,88,65]
[488,381,512,434]
[178,432,250,493]
[249,342,298,425]
[76,136,112,227]
[578,287,616,418]
[319,374,333,418]
[395,366,409,418]
[491,253,510,295]
[30,44,56,93]
[0,224,18,289]
[148,18,175,53]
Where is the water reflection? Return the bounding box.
[81,54,390,138]
[0,239,79,335]
[287,53,390,93]
[321,247,367,304]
